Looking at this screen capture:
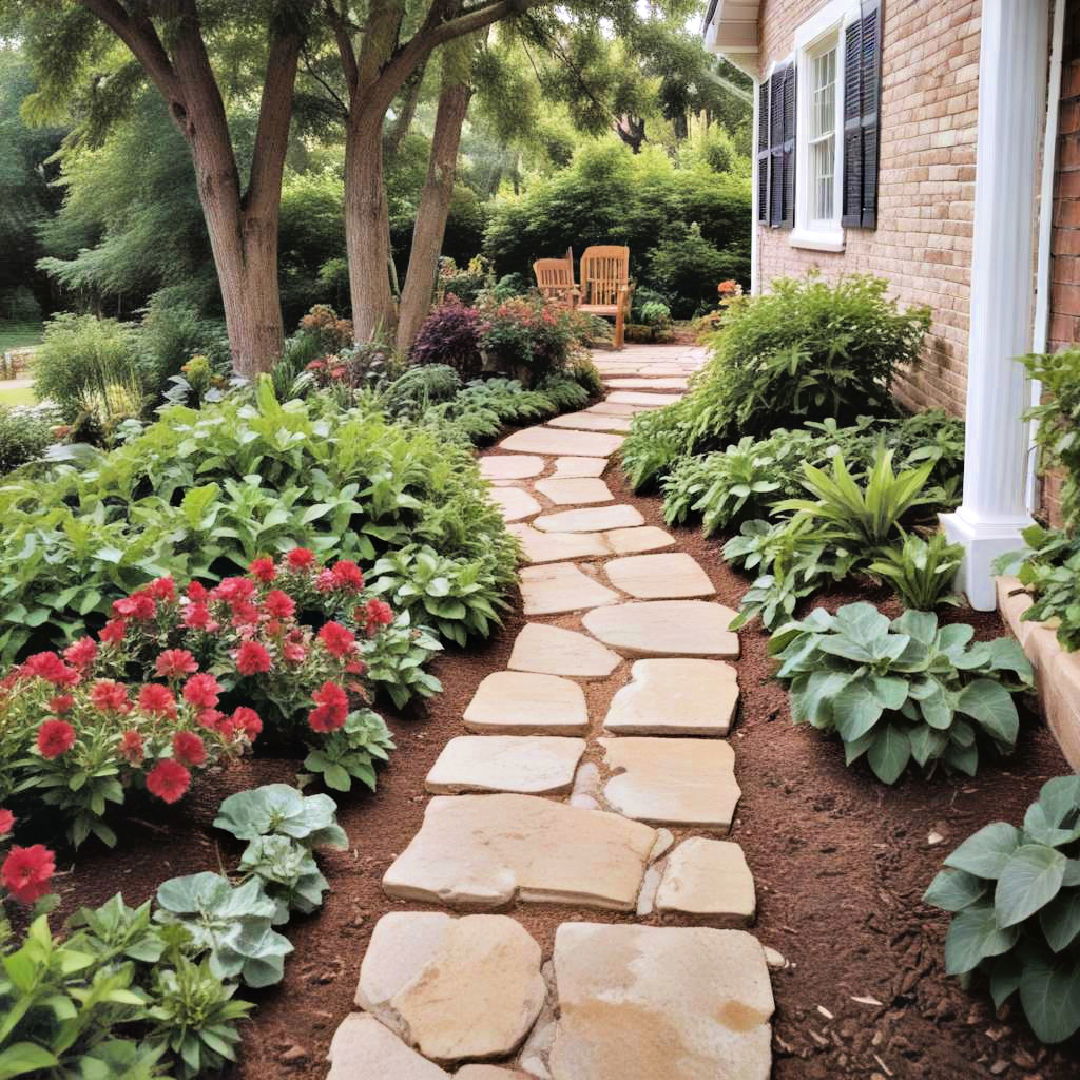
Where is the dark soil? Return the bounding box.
[49,452,1080,1080]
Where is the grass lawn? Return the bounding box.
[0,321,42,350]
[0,385,36,407]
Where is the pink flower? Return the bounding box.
[172,731,207,767]
[182,602,214,631]
[21,652,80,687]
[318,621,356,658]
[0,808,14,836]
[363,598,393,634]
[183,673,221,710]
[155,649,199,679]
[230,707,263,740]
[248,557,276,583]
[235,641,272,676]
[146,576,177,601]
[137,683,176,717]
[283,641,308,663]
[113,592,156,620]
[37,719,76,759]
[146,759,190,804]
[63,637,98,670]
[98,619,127,645]
[48,695,74,714]
[187,581,209,602]
[2,845,55,904]
[212,577,256,604]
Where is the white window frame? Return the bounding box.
[790,0,862,252]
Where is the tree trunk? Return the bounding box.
[396,54,472,351]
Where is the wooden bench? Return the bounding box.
[533,248,579,307]
[579,245,633,350]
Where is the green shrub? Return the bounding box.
[925,776,1080,1043]
[648,222,741,317]
[136,293,227,396]
[0,403,59,474]
[1022,348,1080,529]
[998,524,1080,652]
[769,604,1034,783]
[869,532,963,611]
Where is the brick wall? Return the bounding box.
[754,0,981,415]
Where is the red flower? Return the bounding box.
[286,547,315,570]
[230,600,260,627]
[249,556,276,583]
[197,708,225,731]
[63,636,98,669]
[2,845,55,904]
[283,641,307,663]
[0,808,14,836]
[235,641,272,676]
[318,621,356,658]
[364,598,393,634]
[21,652,79,687]
[345,658,367,675]
[146,576,177,601]
[212,577,256,604]
[182,673,221,710]
[48,694,75,714]
[90,679,130,713]
[264,589,295,619]
[172,731,207,767]
[182,602,215,631]
[37,719,76,759]
[230,707,263,740]
[155,649,199,679]
[187,581,209,602]
[118,730,144,764]
[113,591,156,620]
[330,560,364,590]
[314,569,336,593]
[98,619,127,645]
[307,680,349,733]
[137,683,176,717]
[146,759,191,804]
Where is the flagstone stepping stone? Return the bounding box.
[327,1014,447,1079]
[552,455,607,478]
[655,838,756,924]
[519,562,621,616]
[547,924,773,1080]
[534,505,644,533]
[602,658,738,735]
[606,390,684,407]
[480,455,545,481]
[546,411,633,433]
[586,401,644,416]
[356,912,545,1064]
[425,736,586,794]
[457,1068,532,1079]
[599,737,740,830]
[499,427,623,457]
[582,600,739,658]
[507,623,620,680]
[490,486,542,523]
[534,477,614,505]
[602,526,676,555]
[382,794,658,910]
[508,524,609,565]
[604,552,715,599]
[464,671,588,734]
[604,377,690,390]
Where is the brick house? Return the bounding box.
[704,0,1078,610]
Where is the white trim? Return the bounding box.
[788,228,845,252]
[793,0,860,51]
[751,77,760,293]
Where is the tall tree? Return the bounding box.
[9,0,310,375]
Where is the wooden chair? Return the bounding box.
[533,248,579,307]
[579,245,633,350]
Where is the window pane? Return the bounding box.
[809,45,836,222]
[813,137,835,219]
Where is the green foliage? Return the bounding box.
[384,365,464,417]
[0,404,59,475]
[648,222,742,316]
[1022,348,1080,529]
[212,784,350,849]
[236,836,328,923]
[869,532,964,612]
[769,604,1034,784]
[303,709,396,793]
[925,776,1080,1043]
[998,524,1080,653]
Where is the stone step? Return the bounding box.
[582,600,739,658]
[603,377,690,390]
[601,658,738,736]
[498,427,623,457]
[533,504,644,533]
[546,411,634,433]
[480,455,545,481]
[507,623,621,680]
[490,486,542,523]
[606,390,684,407]
[653,837,756,924]
[533,476,614,505]
[463,671,588,735]
[518,562,622,616]
[603,552,715,599]
[425,735,586,795]
[551,455,607,478]
[508,523,674,564]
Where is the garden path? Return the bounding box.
[326,345,775,1079]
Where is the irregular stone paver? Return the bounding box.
[382,794,658,910]
[327,1014,446,1079]
[603,525,677,555]
[499,427,623,458]
[534,477,614,505]
[599,737,740,829]
[519,562,621,616]
[490,486,542,523]
[457,1068,531,1079]
[604,377,690,390]
[582,600,739,658]
[546,411,633,433]
[552,456,606,478]
[356,913,544,1063]
[655,838,756,924]
[463,671,588,734]
[480,455,545,481]
[534,504,644,533]
[508,523,609,564]
[425,735,586,795]
[606,390,684,407]
[507,623,620,680]
[548,924,773,1080]
[602,658,738,735]
[604,552,715,599]
[586,402,645,416]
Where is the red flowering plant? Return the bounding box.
[0,807,56,911]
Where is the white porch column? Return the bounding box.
[941,0,1048,610]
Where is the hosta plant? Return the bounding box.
[925,776,1080,1043]
[212,784,349,848]
[768,604,1034,783]
[997,524,1080,653]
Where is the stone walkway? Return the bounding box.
[327,345,774,1079]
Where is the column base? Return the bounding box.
[940,510,1035,611]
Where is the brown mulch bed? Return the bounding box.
[45,456,1080,1080]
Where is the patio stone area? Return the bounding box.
[551,455,607,477]
[489,486,542,523]
[498,426,623,457]
[479,455,545,480]
[654,838,756,924]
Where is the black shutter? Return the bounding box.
[781,62,796,228]
[756,79,771,224]
[841,17,864,227]
[768,66,786,227]
[860,0,882,228]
